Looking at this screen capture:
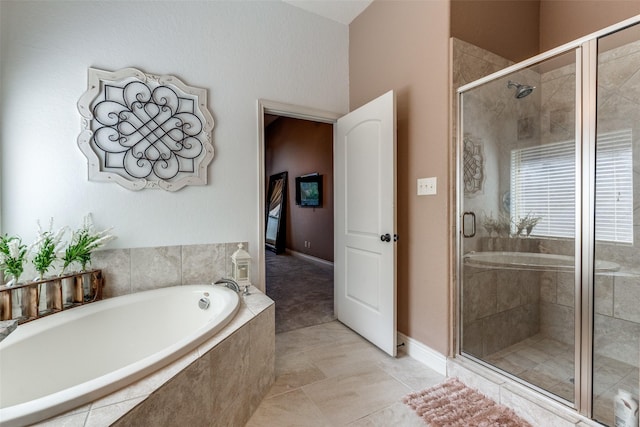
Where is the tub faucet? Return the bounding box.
[214,278,241,293]
[214,278,250,296]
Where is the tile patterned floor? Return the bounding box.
[485,334,576,402]
[485,334,639,427]
[246,321,445,426]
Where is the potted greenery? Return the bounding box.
[62,214,115,274]
[0,235,27,286]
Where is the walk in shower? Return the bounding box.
[457,18,640,426]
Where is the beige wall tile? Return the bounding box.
[497,272,521,312]
[91,249,131,298]
[113,356,212,426]
[463,269,497,321]
[461,319,485,357]
[180,243,225,285]
[248,305,276,413]
[614,276,640,323]
[594,273,614,316]
[539,302,574,346]
[130,246,181,292]
[539,271,557,303]
[594,314,640,366]
[208,325,253,427]
[556,272,574,308]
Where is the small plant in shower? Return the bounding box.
[482,213,512,237]
[30,218,67,280]
[0,234,27,285]
[514,213,542,237]
[62,214,115,273]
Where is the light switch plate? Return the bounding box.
[417,177,437,196]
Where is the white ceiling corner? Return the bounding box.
[282,0,373,25]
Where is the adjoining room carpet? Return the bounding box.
[403,378,532,427]
[265,251,335,334]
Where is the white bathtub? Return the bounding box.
[463,251,620,272]
[0,284,240,427]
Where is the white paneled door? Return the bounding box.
[334,90,397,356]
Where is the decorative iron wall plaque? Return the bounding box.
[77,68,215,191]
[463,134,484,195]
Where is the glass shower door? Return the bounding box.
[459,49,579,404]
[592,23,640,426]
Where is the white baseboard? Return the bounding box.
[397,332,448,376]
[286,249,334,267]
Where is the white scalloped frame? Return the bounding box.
[77,68,215,191]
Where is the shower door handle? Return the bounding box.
[462,212,476,238]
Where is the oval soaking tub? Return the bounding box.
[464,251,620,272]
[0,284,240,427]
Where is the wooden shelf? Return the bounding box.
[0,270,103,324]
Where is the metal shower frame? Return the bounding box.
[455,14,640,418]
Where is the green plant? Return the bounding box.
[0,235,27,284]
[62,214,115,273]
[30,219,66,279]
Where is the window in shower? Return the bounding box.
[510,129,633,243]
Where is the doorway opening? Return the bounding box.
[258,100,340,333]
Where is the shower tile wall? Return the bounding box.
[455,39,539,358]
[91,241,248,299]
[457,38,640,361]
[532,40,640,367]
[594,37,640,374]
[456,36,640,423]
[463,265,540,358]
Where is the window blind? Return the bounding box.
[594,130,634,243]
[510,129,633,243]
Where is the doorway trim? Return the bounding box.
[256,99,342,291]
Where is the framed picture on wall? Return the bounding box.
[295,174,322,208]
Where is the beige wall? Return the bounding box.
[451,0,540,62]
[540,0,640,52]
[265,117,334,262]
[451,1,640,62]
[350,0,451,354]
[350,0,640,357]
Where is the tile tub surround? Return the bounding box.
[90,241,248,299]
[0,319,18,342]
[35,285,274,427]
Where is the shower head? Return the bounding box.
[507,80,535,99]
